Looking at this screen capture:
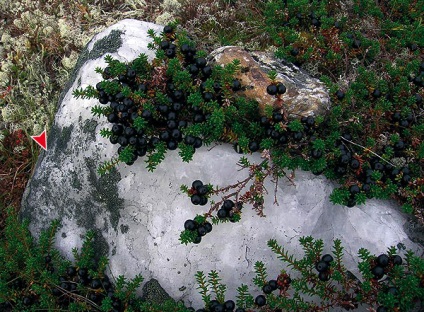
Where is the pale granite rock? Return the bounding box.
[20,19,423,311]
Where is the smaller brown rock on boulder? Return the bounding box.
[208,46,331,118]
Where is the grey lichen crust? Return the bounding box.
[85,158,124,233]
[141,279,176,306]
[20,123,74,225]
[20,29,125,239]
[58,29,124,110]
[20,124,124,261]
[404,217,424,248]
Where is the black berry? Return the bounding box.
[318,271,330,281]
[336,90,345,100]
[371,266,384,279]
[372,89,382,98]
[255,295,266,306]
[191,194,201,205]
[321,254,334,263]
[387,286,398,296]
[194,137,203,148]
[195,57,207,68]
[204,222,213,233]
[232,79,242,91]
[315,261,329,272]
[185,135,196,145]
[249,141,259,152]
[269,279,278,290]
[349,184,360,195]
[197,226,207,236]
[217,209,228,219]
[163,25,173,34]
[377,254,390,267]
[197,185,209,196]
[223,200,235,211]
[224,300,235,310]
[267,84,278,95]
[262,284,273,294]
[67,266,77,277]
[392,255,402,265]
[310,149,322,159]
[192,180,203,190]
[272,112,284,123]
[184,220,197,231]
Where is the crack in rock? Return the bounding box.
[244,245,251,269]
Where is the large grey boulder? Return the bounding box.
[21,19,423,311]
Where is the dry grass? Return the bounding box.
[177,0,271,52]
[0,129,38,232]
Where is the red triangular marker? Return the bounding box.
[31,129,47,151]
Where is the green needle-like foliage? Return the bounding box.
[207,270,227,304]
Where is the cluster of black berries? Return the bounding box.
[184,219,213,244]
[51,266,119,309]
[258,113,317,151]
[188,299,245,312]
[190,180,210,206]
[284,11,322,30]
[56,265,127,310]
[258,80,319,152]
[375,285,400,312]
[217,199,243,223]
[232,81,288,154]
[333,88,416,207]
[332,133,364,180]
[190,296,270,312]
[331,132,413,207]
[266,82,287,96]
[301,115,319,136]
[345,184,361,207]
[371,253,403,280]
[1,273,27,310]
[98,66,204,165]
[308,11,322,28]
[262,279,279,294]
[371,254,403,312]
[390,109,415,131]
[347,33,362,49]
[333,134,354,167]
[2,255,128,311]
[408,62,424,88]
[96,25,246,166]
[336,87,419,128]
[314,254,334,281]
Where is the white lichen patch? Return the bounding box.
[155,12,175,26]
[162,0,182,11]
[61,51,79,70]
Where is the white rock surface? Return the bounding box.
[21,19,423,311]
